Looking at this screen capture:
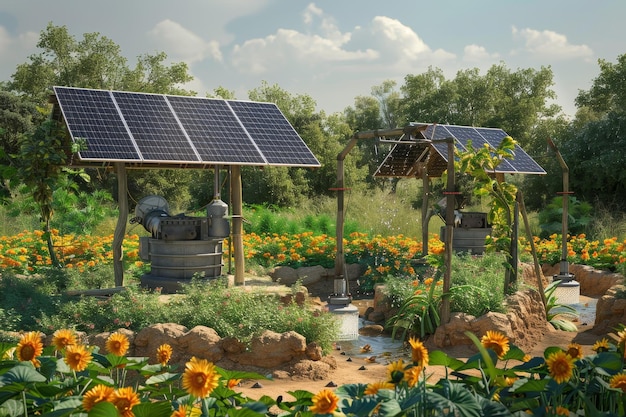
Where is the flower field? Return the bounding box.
[3,327,626,415]
[1,229,625,277]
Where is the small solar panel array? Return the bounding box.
[53,86,320,167]
[375,123,545,178]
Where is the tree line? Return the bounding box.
[1,23,625,229]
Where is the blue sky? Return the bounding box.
[1,0,624,118]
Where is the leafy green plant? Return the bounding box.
[538,196,592,238]
[386,276,442,340]
[544,280,579,332]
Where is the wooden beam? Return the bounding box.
[231,165,245,285]
[113,162,128,287]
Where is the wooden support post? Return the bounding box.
[421,163,430,257]
[441,137,455,325]
[113,162,128,287]
[231,165,245,285]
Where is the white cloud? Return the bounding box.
[511,26,593,60]
[147,19,222,63]
[463,44,499,64]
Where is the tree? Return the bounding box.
[575,53,626,116]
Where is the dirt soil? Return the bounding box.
[236,317,603,402]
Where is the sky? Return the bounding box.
[0,0,624,119]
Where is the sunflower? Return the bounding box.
[547,406,570,416]
[65,344,92,372]
[156,343,173,366]
[171,404,203,417]
[566,343,583,359]
[403,365,422,387]
[480,330,510,359]
[309,389,339,415]
[610,373,626,393]
[82,384,114,412]
[111,387,140,417]
[364,381,395,395]
[546,351,576,384]
[106,332,130,356]
[408,337,429,367]
[182,356,220,398]
[16,331,43,366]
[592,338,610,353]
[387,359,405,383]
[52,329,77,351]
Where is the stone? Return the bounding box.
[134,323,188,364]
[269,266,299,285]
[233,330,307,368]
[359,324,384,336]
[305,342,323,361]
[179,326,224,362]
[289,359,332,380]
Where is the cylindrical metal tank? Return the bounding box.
[140,238,223,293]
[207,198,230,238]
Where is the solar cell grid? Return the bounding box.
[227,100,320,166]
[166,96,265,164]
[112,92,199,162]
[53,87,140,160]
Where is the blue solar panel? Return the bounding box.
[53,87,320,167]
[376,123,545,177]
[53,87,140,161]
[166,96,265,164]
[112,91,199,162]
[475,127,545,174]
[227,100,320,166]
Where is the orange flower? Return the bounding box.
[82,384,114,412]
[65,344,92,372]
[309,389,339,414]
[16,331,43,367]
[156,343,173,366]
[106,332,130,356]
[404,365,422,387]
[610,373,626,393]
[182,356,220,398]
[408,337,429,367]
[227,378,241,389]
[480,331,510,359]
[111,387,140,417]
[52,329,78,351]
[546,351,575,384]
[171,404,202,417]
[364,381,395,395]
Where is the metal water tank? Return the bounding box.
[207,198,230,238]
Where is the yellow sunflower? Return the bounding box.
[387,359,405,383]
[171,404,202,417]
[16,331,43,366]
[408,337,429,367]
[364,381,395,395]
[546,351,576,384]
[566,343,583,359]
[65,344,93,372]
[610,373,626,393]
[309,389,340,415]
[547,406,570,416]
[403,365,422,387]
[592,338,610,353]
[156,343,173,366]
[182,356,220,398]
[111,387,140,417]
[52,329,78,351]
[480,330,510,359]
[82,384,114,412]
[106,332,130,356]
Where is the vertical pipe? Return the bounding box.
[231,165,245,285]
[335,157,345,279]
[421,163,430,257]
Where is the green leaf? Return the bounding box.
[88,401,118,417]
[132,401,172,417]
[429,349,466,370]
[0,363,46,384]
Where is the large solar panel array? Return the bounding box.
[53,86,320,167]
[375,123,545,178]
